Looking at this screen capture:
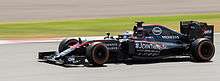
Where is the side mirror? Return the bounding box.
[106,32,110,37]
[104,32,114,39]
[78,37,82,44]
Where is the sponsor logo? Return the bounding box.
[137,27,144,30]
[106,43,118,50]
[145,36,154,39]
[105,43,118,46]
[162,36,180,39]
[137,52,160,56]
[135,41,166,50]
[190,26,196,29]
[152,27,162,35]
[204,30,212,34]
[135,41,167,57]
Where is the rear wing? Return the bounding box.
[180,21,214,43]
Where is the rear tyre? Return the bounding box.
[58,39,78,53]
[191,39,215,62]
[86,43,109,66]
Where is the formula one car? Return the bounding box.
[38,21,215,66]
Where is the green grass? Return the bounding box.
[0,13,220,39]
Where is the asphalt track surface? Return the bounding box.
[1,0,220,21]
[0,34,219,81]
[1,0,220,81]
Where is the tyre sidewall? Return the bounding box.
[191,38,215,61]
[58,39,78,53]
[86,42,109,65]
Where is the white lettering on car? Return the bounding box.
[162,36,180,39]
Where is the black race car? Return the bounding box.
[38,21,215,66]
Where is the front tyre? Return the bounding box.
[191,38,215,62]
[86,42,109,66]
[58,38,78,53]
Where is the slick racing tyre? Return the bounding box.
[58,38,78,53]
[191,38,215,62]
[86,42,109,66]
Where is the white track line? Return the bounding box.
[215,33,220,34]
[0,36,105,44]
[0,34,219,44]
